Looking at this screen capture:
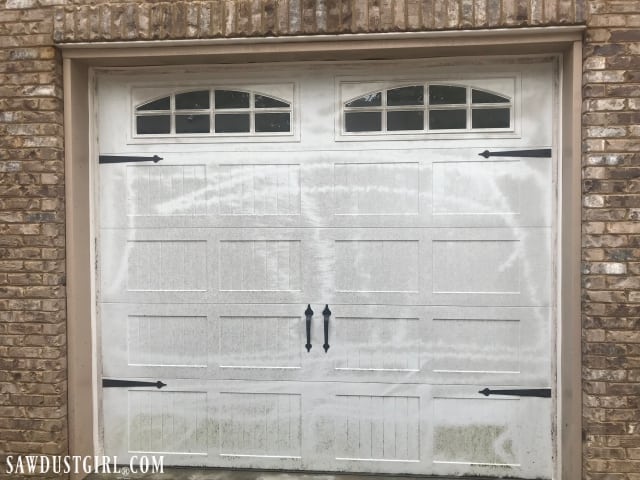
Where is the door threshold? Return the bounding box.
[83,466,523,480]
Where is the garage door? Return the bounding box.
[96,59,555,479]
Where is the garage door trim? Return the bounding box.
[61,28,583,480]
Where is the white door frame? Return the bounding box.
[60,27,583,479]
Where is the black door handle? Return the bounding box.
[322,304,331,352]
[304,304,313,352]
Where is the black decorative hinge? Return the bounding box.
[479,149,552,159]
[99,155,163,164]
[103,379,166,389]
[479,387,551,398]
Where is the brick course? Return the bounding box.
[1,0,639,479]
[52,0,586,41]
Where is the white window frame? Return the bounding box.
[336,74,521,141]
[128,82,299,144]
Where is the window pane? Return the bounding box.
[215,90,250,109]
[255,113,290,132]
[387,110,424,131]
[344,112,382,132]
[136,115,170,134]
[346,92,382,108]
[215,114,250,133]
[387,86,424,106]
[472,108,510,128]
[175,90,210,110]
[429,85,467,105]
[176,114,210,133]
[472,89,510,104]
[255,95,289,108]
[137,97,170,111]
[429,109,466,130]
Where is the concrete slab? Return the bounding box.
[84,467,511,480]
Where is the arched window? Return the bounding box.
[343,84,512,134]
[135,89,292,136]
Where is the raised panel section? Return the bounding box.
[433,397,519,466]
[127,240,207,291]
[335,240,419,292]
[219,164,301,215]
[128,391,208,454]
[335,317,420,371]
[127,165,207,216]
[219,240,301,291]
[432,319,519,373]
[220,393,301,458]
[432,161,520,215]
[128,315,208,367]
[336,395,420,461]
[334,162,419,215]
[432,240,520,293]
[219,316,301,368]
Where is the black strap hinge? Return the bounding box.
[479,387,551,398]
[103,379,166,389]
[99,155,163,164]
[479,149,551,158]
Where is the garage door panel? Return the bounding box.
[334,160,420,216]
[325,149,551,229]
[426,306,551,386]
[218,391,303,459]
[429,151,552,228]
[100,154,308,230]
[99,160,216,230]
[218,162,302,217]
[333,316,421,371]
[101,303,212,379]
[429,228,551,307]
[321,228,550,307]
[104,382,551,477]
[430,386,552,479]
[213,380,313,470]
[103,303,319,382]
[104,380,316,470]
[100,228,214,304]
[101,228,319,305]
[214,304,313,382]
[103,385,214,465]
[218,239,302,293]
[101,151,551,231]
[319,228,424,306]
[218,314,301,370]
[317,305,549,386]
[317,304,425,384]
[214,228,319,304]
[305,382,432,474]
[329,151,426,227]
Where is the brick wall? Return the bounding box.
[0,1,68,477]
[582,1,640,478]
[2,0,640,479]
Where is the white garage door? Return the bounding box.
[96,59,555,479]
